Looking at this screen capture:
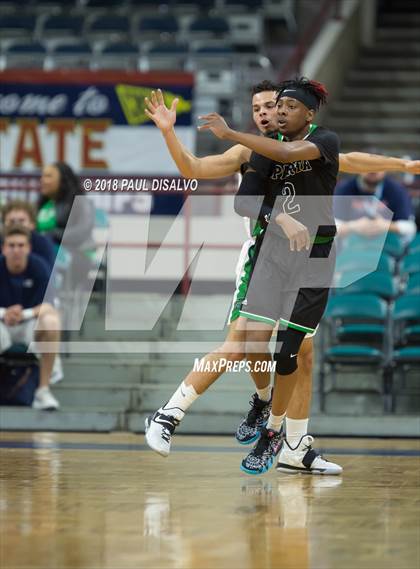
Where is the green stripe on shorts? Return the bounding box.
[229,241,256,323]
[312,235,334,244]
[279,318,315,334]
[239,310,277,327]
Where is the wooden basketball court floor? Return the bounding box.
[0,432,419,569]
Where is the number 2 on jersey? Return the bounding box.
[281,182,300,215]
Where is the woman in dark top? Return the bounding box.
[37,162,94,253]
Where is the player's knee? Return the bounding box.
[245,331,269,357]
[274,327,306,376]
[215,342,245,362]
[274,353,298,376]
[37,312,60,334]
[227,350,245,362]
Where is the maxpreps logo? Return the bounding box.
[115,85,192,125]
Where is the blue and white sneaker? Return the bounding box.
[240,427,284,475]
[235,393,272,444]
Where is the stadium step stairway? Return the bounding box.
[347,69,420,85]
[329,101,420,117]
[325,1,420,156]
[327,117,420,132]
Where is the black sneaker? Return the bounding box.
[240,427,284,475]
[235,393,272,445]
[145,409,180,457]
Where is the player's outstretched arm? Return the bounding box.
[198,112,320,162]
[145,89,250,179]
[339,152,420,174]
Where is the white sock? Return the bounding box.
[286,417,309,448]
[256,384,271,402]
[161,381,199,421]
[266,412,285,432]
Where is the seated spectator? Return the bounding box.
[1,200,56,270]
[334,171,416,244]
[37,162,94,254]
[0,226,60,410]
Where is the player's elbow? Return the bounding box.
[234,195,246,217]
[234,195,257,218]
[179,165,196,179]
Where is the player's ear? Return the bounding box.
[307,109,315,122]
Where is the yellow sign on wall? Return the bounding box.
[116,85,192,125]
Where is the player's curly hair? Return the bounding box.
[277,77,329,108]
[251,80,280,96]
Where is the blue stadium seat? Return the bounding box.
[86,0,124,8]
[4,42,46,68]
[138,15,179,34]
[193,45,233,54]
[88,14,130,37]
[53,43,92,54]
[43,15,84,36]
[101,42,138,55]
[36,0,76,9]
[142,42,188,71]
[50,42,93,69]
[6,41,46,54]
[147,42,188,54]
[171,0,215,9]
[96,42,139,69]
[224,0,263,9]
[189,43,234,71]
[189,16,229,35]
[0,15,36,37]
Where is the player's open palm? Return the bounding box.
[275,212,311,252]
[144,89,178,133]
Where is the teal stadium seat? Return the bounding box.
[389,293,420,410]
[335,250,395,274]
[346,232,406,258]
[334,271,398,301]
[319,294,391,411]
[392,293,420,346]
[406,272,420,294]
[400,253,420,276]
[408,233,420,251]
[324,293,388,344]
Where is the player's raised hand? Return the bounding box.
[275,213,311,252]
[198,113,232,139]
[404,160,420,174]
[144,89,178,134]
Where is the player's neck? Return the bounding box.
[285,123,312,142]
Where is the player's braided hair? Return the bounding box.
[277,77,328,109]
